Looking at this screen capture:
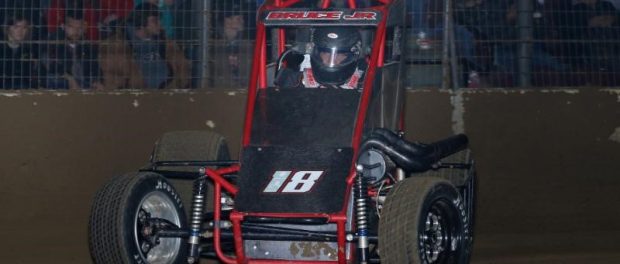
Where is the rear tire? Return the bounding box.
[151,130,230,216]
[151,130,230,164]
[89,172,188,264]
[379,177,472,264]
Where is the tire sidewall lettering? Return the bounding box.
[453,196,469,237]
[155,179,184,209]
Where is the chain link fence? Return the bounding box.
[407,0,620,88]
[0,0,618,90]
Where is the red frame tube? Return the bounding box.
[205,166,239,195]
[213,183,237,264]
[260,29,268,89]
[243,22,266,146]
[321,0,330,8]
[274,0,286,55]
[247,260,339,264]
[229,211,348,264]
[280,0,303,8]
[350,9,388,154]
[348,0,357,8]
[278,29,286,55]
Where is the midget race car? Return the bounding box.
[88,0,476,263]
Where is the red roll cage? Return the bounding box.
[206,1,403,263]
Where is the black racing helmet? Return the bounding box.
[310,27,361,85]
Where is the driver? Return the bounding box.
[275,26,367,89]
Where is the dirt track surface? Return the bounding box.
[473,233,620,264]
[3,234,619,264]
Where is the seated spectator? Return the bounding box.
[423,0,481,87]
[128,3,172,89]
[135,0,177,38]
[575,0,618,28]
[0,14,42,89]
[47,0,98,40]
[217,3,245,43]
[98,0,135,39]
[213,0,250,87]
[97,24,143,89]
[480,0,568,85]
[0,0,47,40]
[127,3,170,89]
[572,0,620,71]
[43,10,104,89]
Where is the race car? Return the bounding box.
[88,0,476,263]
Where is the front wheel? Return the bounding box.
[89,172,188,264]
[379,177,472,264]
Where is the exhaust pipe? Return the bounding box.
[360,128,468,173]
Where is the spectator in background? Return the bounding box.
[47,0,99,40]
[213,1,249,87]
[464,0,568,84]
[575,0,619,26]
[135,0,177,38]
[572,0,620,71]
[43,10,104,89]
[423,0,481,87]
[93,1,139,89]
[0,0,48,40]
[98,2,189,89]
[217,3,246,43]
[0,14,42,89]
[122,3,189,89]
[97,0,135,39]
[127,3,171,89]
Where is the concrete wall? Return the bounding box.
[0,89,619,263]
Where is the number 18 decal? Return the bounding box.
[263,170,324,193]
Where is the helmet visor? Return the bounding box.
[314,46,357,68]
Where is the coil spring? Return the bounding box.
[190,179,207,232]
[188,179,208,262]
[355,174,369,232]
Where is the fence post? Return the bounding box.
[442,0,455,90]
[517,0,533,88]
[199,0,211,88]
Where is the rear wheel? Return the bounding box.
[89,172,188,264]
[379,177,471,264]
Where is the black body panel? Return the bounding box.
[250,88,360,147]
[235,146,352,213]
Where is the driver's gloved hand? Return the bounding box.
[275,68,303,89]
[284,53,305,71]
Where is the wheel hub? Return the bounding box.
[419,200,460,264]
[422,212,445,262]
[134,191,182,264]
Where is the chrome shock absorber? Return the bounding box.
[355,165,369,264]
[187,177,207,263]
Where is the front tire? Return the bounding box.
[379,177,472,264]
[89,172,188,264]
